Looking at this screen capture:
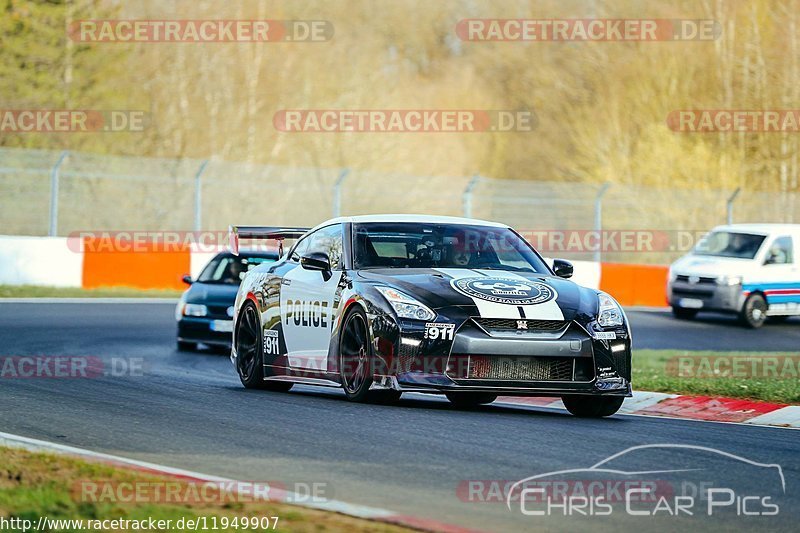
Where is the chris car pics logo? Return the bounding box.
[452,277,557,305]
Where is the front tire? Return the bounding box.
[739,293,768,329]
[339,307,373,402]
[562,395,624,418]
[445,392,497,408]
[235,302,292,392]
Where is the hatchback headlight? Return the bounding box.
[597,292,624,327]
[375,286,436,321]
[183,303,208,317]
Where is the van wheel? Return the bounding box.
[671,306,698,320]
[740,293,767,329]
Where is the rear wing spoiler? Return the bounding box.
[228,225,310,256]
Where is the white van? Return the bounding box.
[667,224,800,328]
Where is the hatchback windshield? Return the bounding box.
[693,231,766,259]
[197,254,276,284]
[352,223,550,273]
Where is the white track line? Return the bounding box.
[0,431,402,521]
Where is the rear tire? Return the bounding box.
[235,302,292,392]
[562,395,624,418]
[739,293,768,329]
[445,392,498,409]
[671,306,698,320]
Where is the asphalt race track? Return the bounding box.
[628,308,800,351]
[0,302,798,531]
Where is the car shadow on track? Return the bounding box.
[224,385,628,422]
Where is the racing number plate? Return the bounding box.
[210,320,233,332]
[425,323,454,341]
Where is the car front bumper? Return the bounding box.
[374,317,632,397]
[177,317,233,346]
[668,279,745,313]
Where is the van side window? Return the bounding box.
[765,236,794,265]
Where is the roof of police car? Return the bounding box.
[309,214,508,233]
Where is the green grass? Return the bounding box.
[0,447,411,533]
[0,285,183,298]
[633,350,800,404]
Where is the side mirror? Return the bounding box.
[301,252,332,281]
[552,259,574,279]
[181,274,193,285]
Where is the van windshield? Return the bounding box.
[693,231,766,259]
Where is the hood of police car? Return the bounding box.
[358,268,598,321]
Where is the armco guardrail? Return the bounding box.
[2,147,799,265]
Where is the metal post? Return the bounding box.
[726,187,741,225]
[48,151,69,236]
[593,183,611,263]
[333,168,349,218]
[463,174,480,218]
[194,160,209,231]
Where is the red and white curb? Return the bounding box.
[496,391,800,428]
[0,431,479,533]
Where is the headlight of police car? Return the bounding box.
[597,292,624,328]
[376,286,436,321]
[182,303,208,317]
[716,275,743,286]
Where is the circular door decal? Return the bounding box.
[451,277,558,305]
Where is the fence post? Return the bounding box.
[48,151,69,236]
[594,183,611,263]
[333,168,349,218]
[463,174,480,218]
[194,160,209,231]
[726,187,741,225]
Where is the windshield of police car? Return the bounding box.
[693,231,767,260]
[353,223,550,272]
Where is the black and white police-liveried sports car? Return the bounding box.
[229,215,632,417]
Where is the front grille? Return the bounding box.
[456,356,574,381]
[473,318,567,333]
[675,275,716,285]
[207,305,232,318]
[672,288,715,298]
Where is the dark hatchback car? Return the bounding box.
[176,251,278,350]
